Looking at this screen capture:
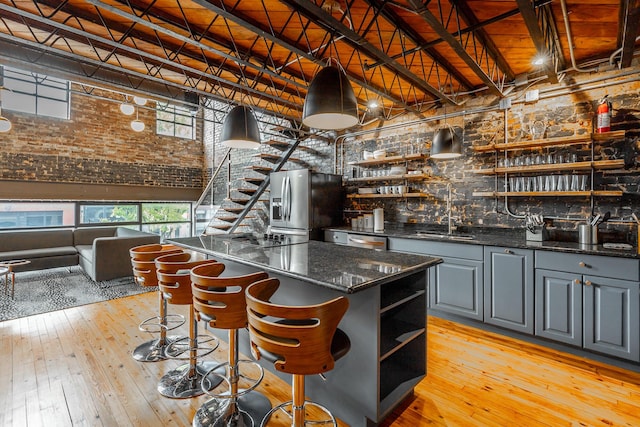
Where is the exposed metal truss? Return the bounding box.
[516,0,565,83]
[0,0,636,129]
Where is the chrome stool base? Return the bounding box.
[261,401,337,427]
[158,362,225,399]
[132,335,183,362]
[193,391,271,427]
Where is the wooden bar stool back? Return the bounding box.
[245,278,351,427]
[129,243,184,362]
[190,266,272,427]
[154,252,224,399]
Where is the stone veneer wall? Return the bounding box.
[0,84,204,200]
[341,69,640,242]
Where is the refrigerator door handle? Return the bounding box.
[285,175,292,221]
[280,175,287,221]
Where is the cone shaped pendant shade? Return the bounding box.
[431,127,462,159]
[302,66,358,130]
[221,105,261,149]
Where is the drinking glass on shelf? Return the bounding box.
[536,175,544,191]
[509,177,516,192]
[530,176,538,192]
[544,175,557,192]
[568,153,578,163]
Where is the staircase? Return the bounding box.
[194,136,304,236]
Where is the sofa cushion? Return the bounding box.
[73,227,117,246]
[0,229,74,252]
[0,246,78,262]
[75,244,94,261]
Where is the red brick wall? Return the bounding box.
[0,84,204,201]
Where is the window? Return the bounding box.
[79,204,139,225]
[141,203,191,240]
[0,202,75,229]
[156,102,195,139]
[1,66,70,119]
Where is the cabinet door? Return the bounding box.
[484,246,534,333]
[583,275,640,361]
[430,257,483,321]
[535,269,582,346]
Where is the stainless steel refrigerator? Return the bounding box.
[269,169,343,240]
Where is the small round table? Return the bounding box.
[0,259,31,298]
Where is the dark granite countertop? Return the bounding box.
[325,223,640,259]
[166,236,441,293]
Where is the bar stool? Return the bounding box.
[245,278,351,427]
[129,243,185,362]
[190,264,272,427]
[155,252,223,398]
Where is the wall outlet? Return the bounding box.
[525,89,539,102]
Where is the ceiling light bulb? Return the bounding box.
[368,100,379,109]
[0,116,11,132]
[532,55,546,66]
[119,102,135,115]
[131,119,145,132]
[133,96,147,106]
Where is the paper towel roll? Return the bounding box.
[373,208,384,231]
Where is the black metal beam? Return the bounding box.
[405,0,506,96]
[515,0,561,84]
[618,0,640,68]
[279,0,458,105]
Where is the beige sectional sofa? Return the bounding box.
[0,226,160,281]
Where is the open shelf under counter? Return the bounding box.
[348,192,431,199]
[472,190,624,197]
[472,159,626,175]
[472,130,626,153]
[348,153,428,166]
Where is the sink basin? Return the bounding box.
[413,231,475,241]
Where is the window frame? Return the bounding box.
[156,102,196,140]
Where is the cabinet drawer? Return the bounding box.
[324,230,348,245]
[535,250,640,281]
[388,237,483,260]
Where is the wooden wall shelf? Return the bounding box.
[348,192,430,199]
[472,130,626,153]
[472,190,623,197]
[348,153,427,166]
[472,159,625,175]
[347,173,432,183]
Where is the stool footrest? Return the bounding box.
[138,313,185,334]
[164,333,219,360]
[262,400,338,427]
[132,335,184,362]
[200,359,265,399]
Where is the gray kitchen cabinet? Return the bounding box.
[535,269,583,346]
[484,246,534,334]
[429,257,483,320]
[535,251,640,362]
[387,237,483,320]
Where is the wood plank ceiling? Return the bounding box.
[0,0,638,131]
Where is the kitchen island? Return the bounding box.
[167,235,442,427]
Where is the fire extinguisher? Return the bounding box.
[596,95,612,133]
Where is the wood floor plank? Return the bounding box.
[4,292,640,426]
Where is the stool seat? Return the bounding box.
[245,278,350,426]
[190,265,272,427]
[129,244,185,362]
[155,253,224,399]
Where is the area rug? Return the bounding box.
[0,266,156,322]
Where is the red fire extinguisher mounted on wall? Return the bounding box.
[596,95,612,133]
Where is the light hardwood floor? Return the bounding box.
[1,292,640,426]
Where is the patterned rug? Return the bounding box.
[0,265,156,322]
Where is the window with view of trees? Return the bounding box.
[156,102,195,139]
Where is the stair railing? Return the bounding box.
[192,147,232,235]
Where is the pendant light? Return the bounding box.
[131,107,145,132]
[220,105,261,149]
[302,65,358,130]
[120,101,135,115]
[431,126,462,159]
